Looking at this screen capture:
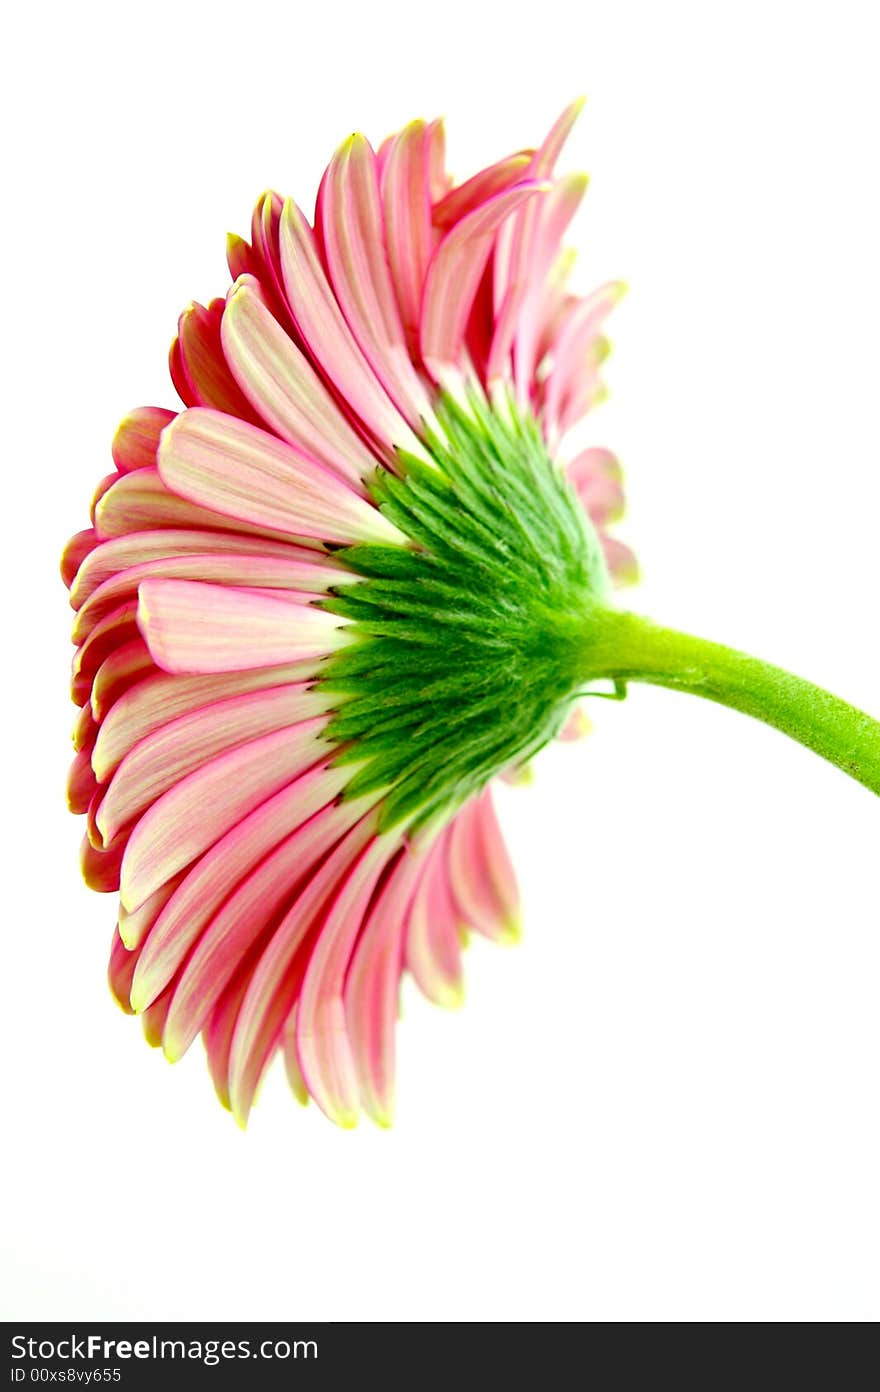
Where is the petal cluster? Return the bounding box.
[64,103,632,1126]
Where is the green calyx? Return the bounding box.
[319,392,609,830]
[316,391,880,822]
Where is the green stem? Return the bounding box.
[579,609,880,796]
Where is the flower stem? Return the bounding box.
[579,609,880,795]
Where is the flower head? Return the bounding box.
[64,102,631,1126]
[68,102,878,1130]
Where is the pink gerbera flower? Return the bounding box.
[64,103,880,1128]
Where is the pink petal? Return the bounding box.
[432,152,533,228]
[117,873,184,950]
[251,192,300,334]
[97,682,326,846]
[175,299,265,424]
[318,134,434,429]
[542,281,626,439]
[420,182,548,378]
[600,533,640,586]
[227,812,380,1126]
[71,603,139,705]
[120,716,332,913]
[555,358,608,439]
[489,172,588,387]
[135,578,346,676]
[67,748,97,814]
[472,788,520,930]
[89,473,118,524]
[519,249,576,400]
[61,529,99,590]
[427,117,451,202]
[70,525,332,610]
[226,231,252,284]
[141,987,173,1048]
[73,548,337,646]
[282,1007,309,1106]
[344,836,431,1125]
[72,703,98,754]
[85,789,112,851]
[92,661,317,781]
[568,448,625,525]
[530,98,586,178]
[222,279,377,487]
[279,199,421,458]
[447,790,520,943]
[381,120,442,354]
[108,927,139,1013]
[169,336,198,407]
[158,407,402,546]
[405,827,465,1006]
[90,639,156,721]
[406,818,470,1007]
[81,832,124,893]
[111,408,176,474]
[163,791,361,1063]
[504,174,587,395]
[557,706,592,743]
[203,969,250,1110]
[94,467,313,544]
[293,830,400,1128]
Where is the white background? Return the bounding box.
[3,0,878,1322]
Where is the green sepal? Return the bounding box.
[318,391,609,830]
